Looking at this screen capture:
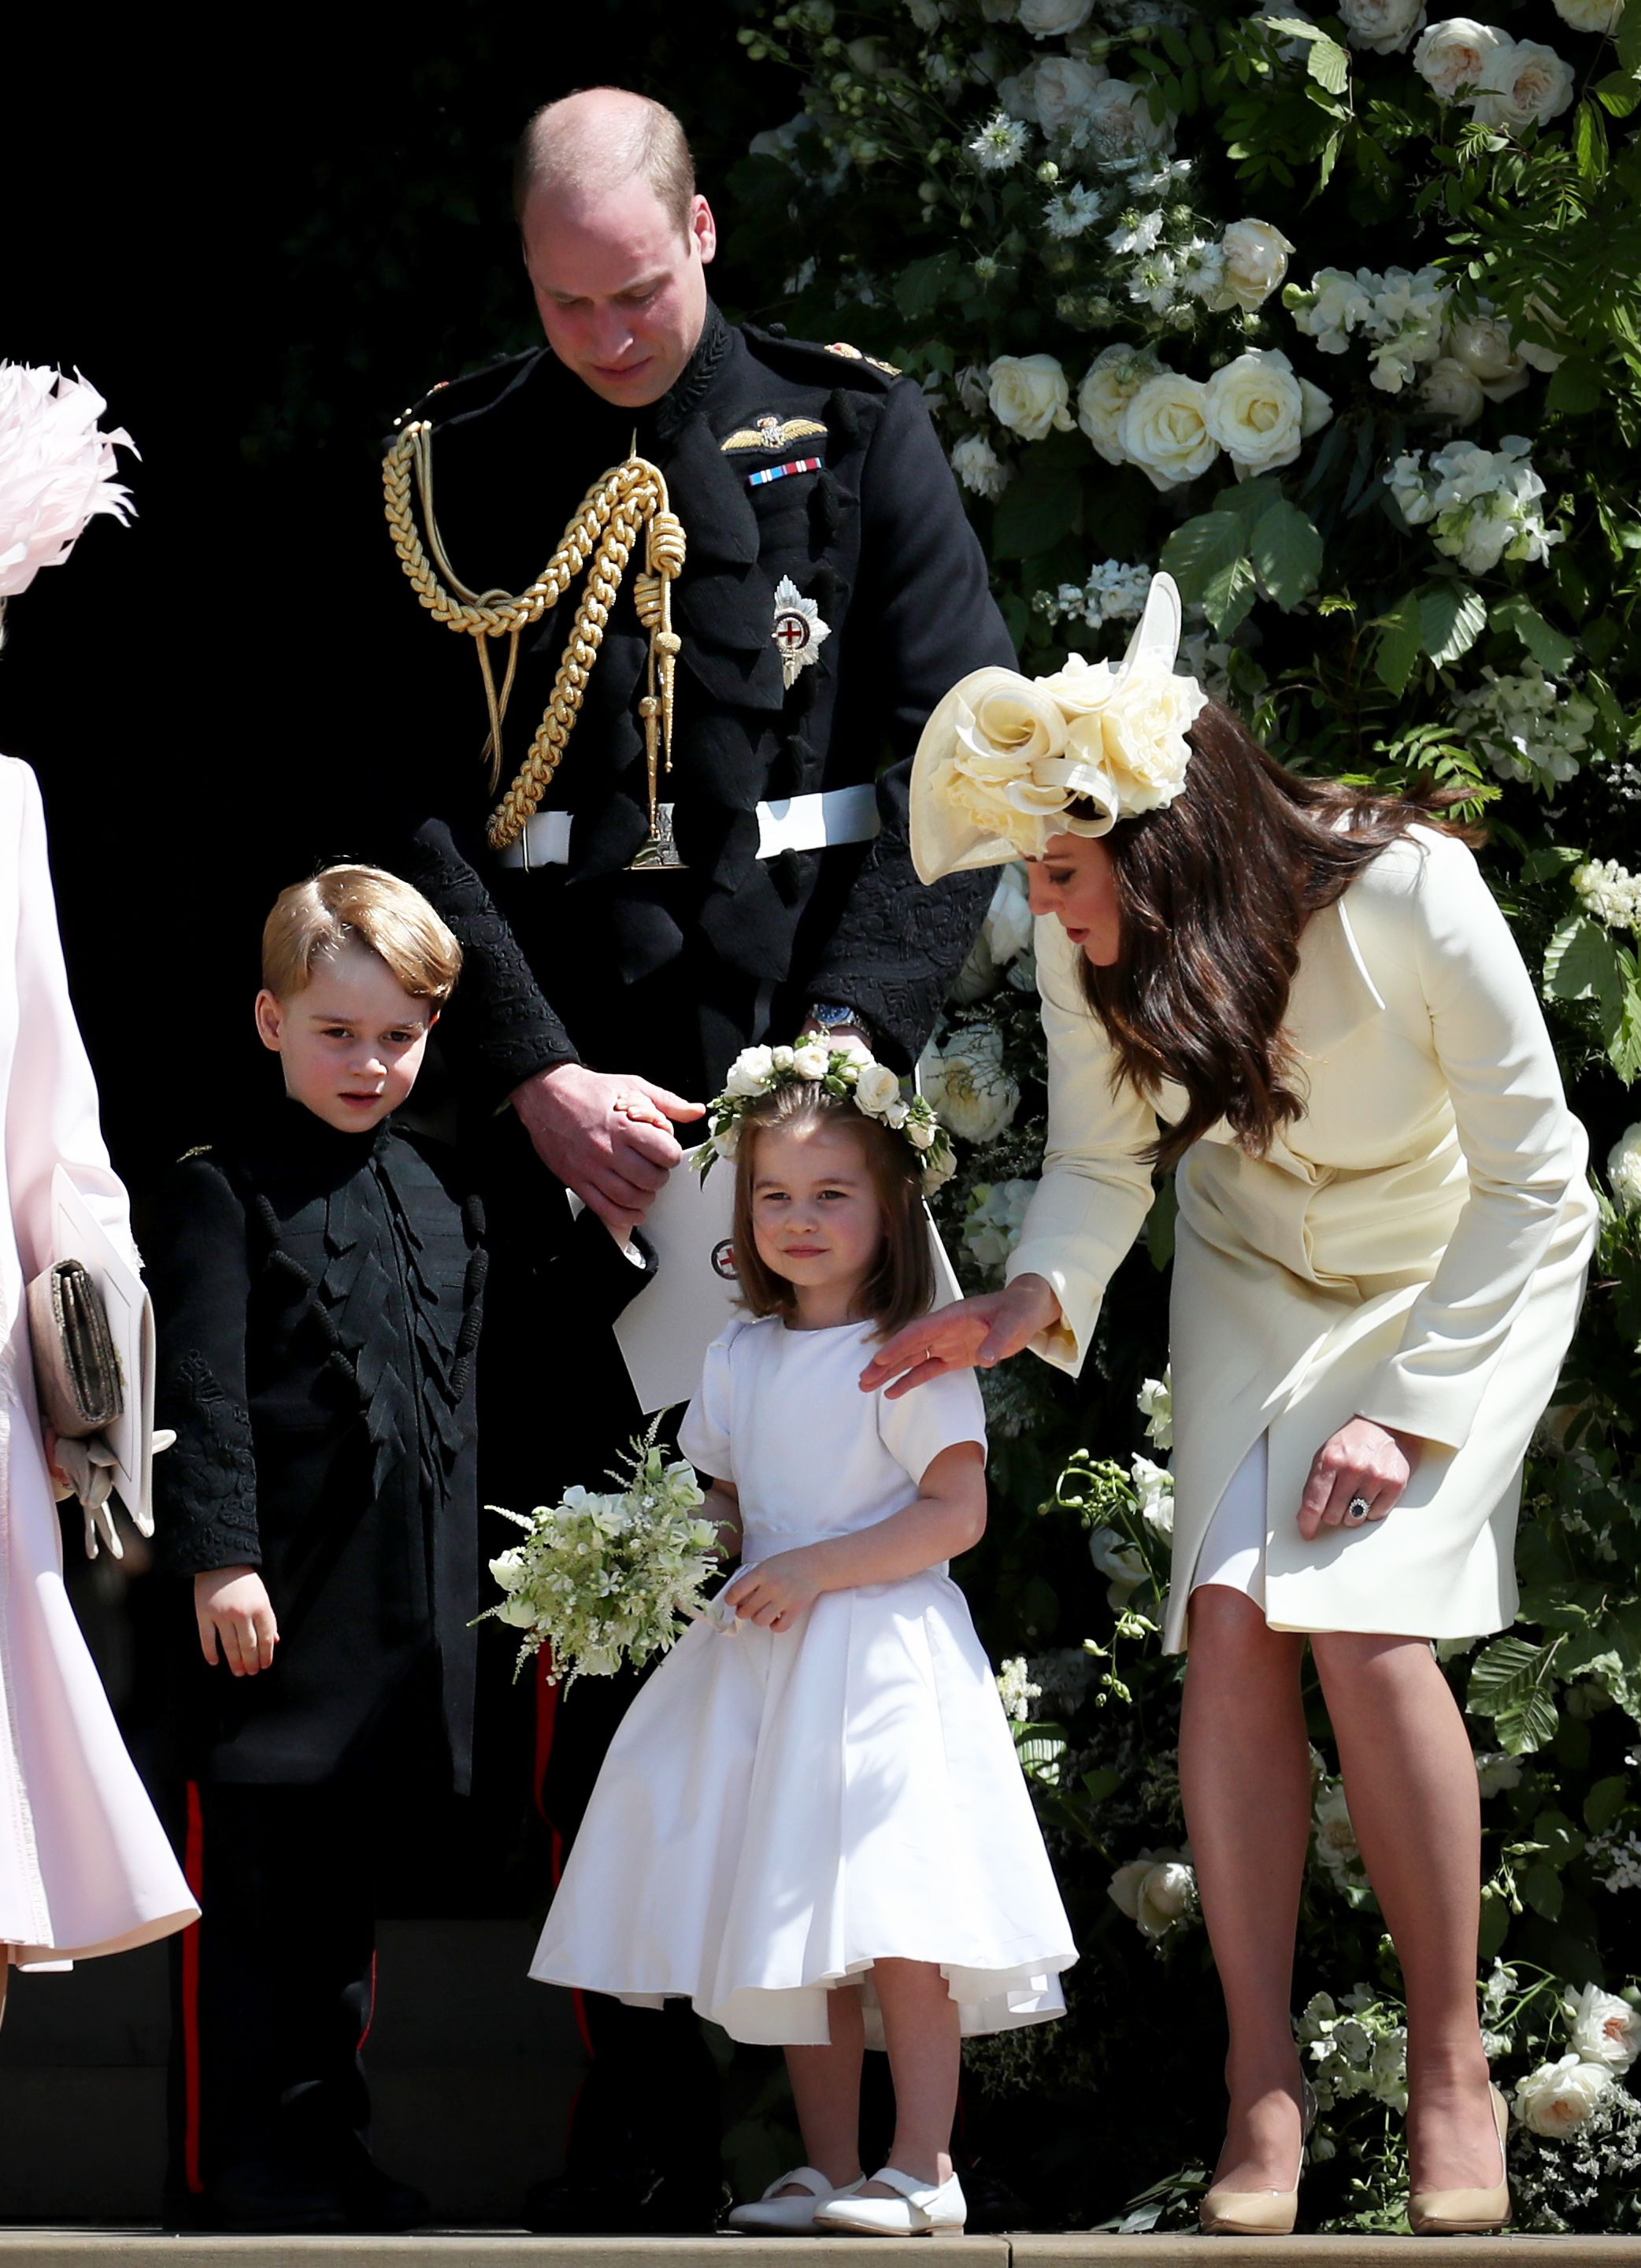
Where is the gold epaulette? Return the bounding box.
[826,340,902,376]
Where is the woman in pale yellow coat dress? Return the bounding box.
[866,577,1597,2238]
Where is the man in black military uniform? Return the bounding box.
[372,86,1013,2233]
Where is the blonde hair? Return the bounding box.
[513,90,695,235]
[261,866,461,1004]
[730,1085,934,1340]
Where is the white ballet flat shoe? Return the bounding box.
[726,2166,865,2234]
[814,2164,966,2236]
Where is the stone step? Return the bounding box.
[0,2236,1638,2263]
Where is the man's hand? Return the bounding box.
[512,1063,706,1235]
[858,1274,1063,1400]
[1297,1417,1422,1541]
[724,1547,824,1633]
[195,1566,280,1676]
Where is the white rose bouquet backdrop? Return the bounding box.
[717,0,1641,2229]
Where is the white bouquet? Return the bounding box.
[480,1429,721,1686]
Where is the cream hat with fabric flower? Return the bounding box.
[909,571,1209,881]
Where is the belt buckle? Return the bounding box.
[627,802,687,872]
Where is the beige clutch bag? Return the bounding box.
[27,1257,124,1439]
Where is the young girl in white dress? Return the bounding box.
[531,1050,1076,2237]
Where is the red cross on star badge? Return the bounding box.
[772,575,830,691]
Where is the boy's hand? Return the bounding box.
[511,1063,705,1236]
[724,1547,824,1635]
[194,1566,279,1675]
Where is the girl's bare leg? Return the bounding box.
[1180,1585,1313,2191]
[1312,1631,1499,2192]
[863,1957,960,2190]
[779,1981,866,2191]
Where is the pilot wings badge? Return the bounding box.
[720,413,828,454]
[771,576,830,691]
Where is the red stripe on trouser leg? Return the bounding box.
[357,1947,379,2052]
[180,1781,206,2195]
[533,1645,560,1820]
[547,1828,595,2060]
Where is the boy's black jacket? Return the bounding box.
[147,1098,649,1792]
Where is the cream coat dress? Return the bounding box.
[1005,826,1598,1654]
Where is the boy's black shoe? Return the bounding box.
[182,2160,431,2236]
[521,2166,724,2235]
[339,2162,435,2233]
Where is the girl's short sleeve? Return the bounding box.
[874,1365,987,1487]
[678,1328,737,1484]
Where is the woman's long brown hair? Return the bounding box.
[1080,702,1477,1170]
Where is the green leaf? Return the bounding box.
[1146,1174,1179,1270]
[1159,509,1246,608]
[893,250,959,321]
[991,465,1081,560]
[1543,916,1626,1027]
[1521,1857,1565,1919]
[1546,354,1606,417]
[1491,594,1578,676]
[1080,1766,1123,1806]
[1306,33,1349,93]
[1373,595,1423,695]
[1610,975,1641,1085]
[1202,554,1258,636]
[1469,1635,1561,1753]
[1533,1808,1587,1868]
[1574,98,1610,181]
[1418,583,1487,668]
[1249,499,1324,611]
[1584,1775,1629,1836]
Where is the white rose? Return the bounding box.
[905,1113,938,1151]
[1471,38,1576,131]
[712,1118,742,1162]
[1420,355,1486,425]
[724,1044,776,1096]
[1514,2053,1613,2136]
[921,1025,1020,1145]
[1564,1984,1641,2072]
[1213,219,1295,313]
[1340,0,1426,49]
[854,1062,903,1117]
[1550,0,1623,28]
[791,1041,829,1080]
[1608,1123,1641,1214]
[1082,78,1175,162]
[1413,17,1509,98]
[1032,54,1107,134]
[951,432,1011,499]
[772,1044,795,1071]
[1120,372,1218,491]
[1109,1850,1197,1939]
[1062,662,1208,814]
[488,1549,529,1592]
[1447,308,1530,399]
[987,353,1073,443]
[1203,348,1320,476]
[1018,0,1092,33]
[1076,344,1160,467]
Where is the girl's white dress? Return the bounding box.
[530,1314,1076,2046]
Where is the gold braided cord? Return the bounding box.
[383,422,686,854]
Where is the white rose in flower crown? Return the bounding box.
[712,1117,743,1162]
[1564,1983,1641,2072]
[1211,219,1296,313]
[1447,306,1530,400]
[1515,2053,1613,2136]
[1471,38,1576,131]
[1340,0,1426,49]
[724,1045,776,1096]
[1018,0,1093,35]
[1609,1123,1641,1214]
[854,1062,904,1117]
[1121,372,1218,490]
[1076,344,1161,467]
[772,1044,795,1071]
[1414,17,1509,99]
[905,1114,938,1152]
[1203,349,1330,477]
[987,353,1074,442]
[1420,356,1487,425]
[1033,54,1108,134]
[1082,78,1175,162]
[791,1041,830,1080]
[1550,0,1623,30]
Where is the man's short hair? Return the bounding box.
[261,865,462,1004]
[513,90,695,236]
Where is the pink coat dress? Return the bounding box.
[0,758,197,1965]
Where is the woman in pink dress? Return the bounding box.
[0,364,197,2016]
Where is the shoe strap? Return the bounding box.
[867,2165,938,2204]
[760,2166,832,2202]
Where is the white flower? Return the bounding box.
[955,365,992,417]
[791,1040,830,1080]
[1313,1782,1361,1881]
[0,364,137,601]
[952,433,1012,498]
[488,1548,529,1592]
[1340,0,1426,49]
[711,1117,742,1162]
[1447,305,1530,400]
[1419,356,1486,426]
[724,1044,777,1097]
[905,1114,937,1151]
[1209,218,1295,313]
[962,1177,1035,1277]
[1607,1124,1641,1214]
[1452,662,1593,788]
[906,0,943,28]
[1077,78,1176,164]
[772,1044,795,1071]
[1414,16,1509,97]
[1044,183,1106,239]
[1107,207,1165,258]
[1126,250,1181,315]
[987,352,1074,441]
[1054,654,1209,813]
[1089,1525,1147,1606]
[1365,265,1454,392]
[1514,2053,1613,2136]
[983,863,1035,965]
[1018,0,1093,34]
[1471,37,1576,132]
[1032,53,1108,132]
[1550,0,1623,28]
[1203,348,1329,476]
[854,1062,904,1117]
[1109,1849,1197,1939]
[1076,343,1161,466]
[970,109,1031,170]
[1473,1749,1522,1796]
[996,1655,1044,1719]
[921,1024,1021,1144]
[1121,372,1218,490]
[1131,1454,1174,1539]
[1574,858,1641,932]
[1137,1369,1172,1450]
[1287,265,1377,353]
[1563,1984,1641,2072]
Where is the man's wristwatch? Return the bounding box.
[807,1000,870,1042]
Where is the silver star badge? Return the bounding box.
[772,575,830,691]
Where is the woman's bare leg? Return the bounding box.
[780,1983,866,2191]
[1180,1585,1313,2190]
[864,1959,960,2190]
[1311,1631,1498,2192]
[0,1946,9,2033]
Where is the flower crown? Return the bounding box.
[909,571,1209,881]
[695,1039,957,1191]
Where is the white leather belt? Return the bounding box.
[495,785,882,871]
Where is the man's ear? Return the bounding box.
[692,194,718,266]
[254,989,285,1053]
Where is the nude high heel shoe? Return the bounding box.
[1199,2079,1316,2236]
[1407,2083,1511,2236]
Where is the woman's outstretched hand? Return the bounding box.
[858,1274,1063,1400]
[1298,1415,1422,1540]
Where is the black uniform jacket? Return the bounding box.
[374,305,1016,1104]
[149,1099,648,1789]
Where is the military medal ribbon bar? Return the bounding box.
[746,456,824,489]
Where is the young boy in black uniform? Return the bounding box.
[150,865,648,2234]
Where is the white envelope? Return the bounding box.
[591,1146,963,1418]
[47,1166,158,1531]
